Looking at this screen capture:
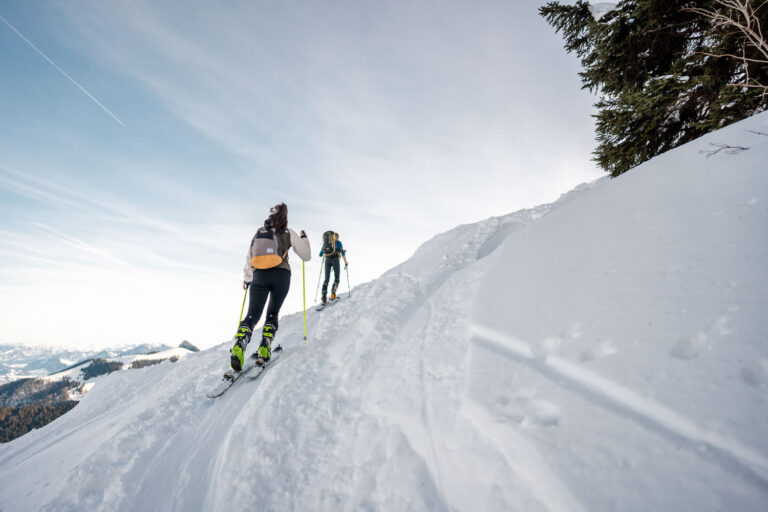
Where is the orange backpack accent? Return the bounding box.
[250,228,287,269]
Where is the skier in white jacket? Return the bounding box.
[230,202,311,371]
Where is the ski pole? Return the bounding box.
[314,255,325,302]
[302,260,307,344]
[345,264,351,298]
[237,286,248,329]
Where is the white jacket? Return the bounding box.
[243,228,312,283]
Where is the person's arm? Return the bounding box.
[289,228,312,262]
[338,241,348,266]
[242,248,253,289]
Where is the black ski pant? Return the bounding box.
[241,268,291,341]
[322,256,340,298]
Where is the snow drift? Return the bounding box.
[0,113,766,511]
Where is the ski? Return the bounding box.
[205,345,282,399]
[315,295,346,311]
[246,346,283,381]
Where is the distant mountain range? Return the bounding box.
[0,341,200,443]
[0,341,200,385]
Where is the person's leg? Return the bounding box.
[231,272,269,371]
[321,257,332,303]
[241,274,271,334]
[263,269,291,330]
[257,269,291,361]
[331,257,340,298]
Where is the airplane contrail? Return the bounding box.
[0,14,125,126]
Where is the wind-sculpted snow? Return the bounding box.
[1,113,767,511]
[471,112,768,510]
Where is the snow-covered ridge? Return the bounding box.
[0,342,200,410]
[0,342,197,385]
[45,345,199,402]
[0,113,766,511]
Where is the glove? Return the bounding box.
[243,281,250,290]
[344,263,348,269]
[300,230,307,238]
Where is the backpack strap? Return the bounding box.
[278,231,289,261]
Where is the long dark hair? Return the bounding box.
[268,203,288,233]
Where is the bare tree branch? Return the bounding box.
[699,142,751,157]
[686,0,768,92]
[698,51,768,63]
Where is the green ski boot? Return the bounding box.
[230,325,252,372]
[256,323,276,365]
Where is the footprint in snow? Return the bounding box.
[530,336,561,361]
[670,315,730,360]
[525,400,562,427]
[671,331,709,360]
[740,359,768,388]
[496,395,561,427]
[580,340,617,362]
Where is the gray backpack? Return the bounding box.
[250,228,287,269]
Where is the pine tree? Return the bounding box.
[540,0,768,176]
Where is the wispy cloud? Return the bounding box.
[32,221,136,269]
[0,166,86,211]
[0,164,188,235]
[53,1,600,225]
[0,14,125,126]
[0,163,241,278]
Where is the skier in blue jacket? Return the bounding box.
[319,232,348,306]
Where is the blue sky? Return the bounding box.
[0,0,602,349]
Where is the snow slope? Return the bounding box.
[0,113,766,511]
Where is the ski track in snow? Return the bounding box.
[469,323,768,490]
[388,242,588,512]
[413,295,446,500]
